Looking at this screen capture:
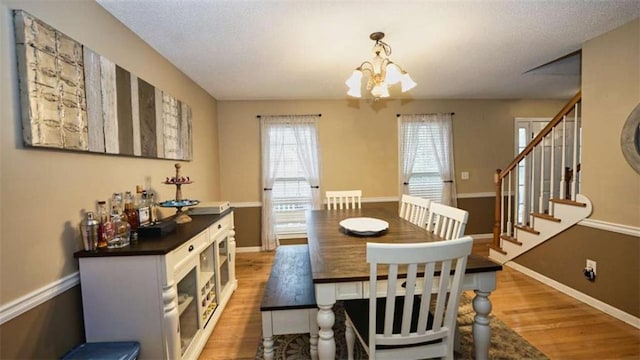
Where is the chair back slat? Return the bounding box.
[426,202,469,240]
[325,190,362,209]
[399,195,431,228]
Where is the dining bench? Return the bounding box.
[260,244,318,360]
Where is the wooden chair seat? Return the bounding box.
[344,296,440,348]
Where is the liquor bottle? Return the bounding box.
[109,214,130,248]
[137,190,151,226]
[124,191,139,242]
[111,192,128,224]
[96,201,110,248]
[148,192,159,224]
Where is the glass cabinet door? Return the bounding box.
[218,235,230,293]
[199,243,217,326]
[176,267,199,355]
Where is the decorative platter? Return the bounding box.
[339,217,389,236]
[159,199,200,208]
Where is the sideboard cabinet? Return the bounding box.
[75,210,236,359]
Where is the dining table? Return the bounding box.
[306,207,503,360]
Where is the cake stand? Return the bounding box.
[160,163,199,224]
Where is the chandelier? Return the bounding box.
[345,32,417,100]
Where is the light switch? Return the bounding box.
[461,171,469,180]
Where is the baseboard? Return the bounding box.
[236,246,262,253]
[506,261,640,329]
[0,271,79,325]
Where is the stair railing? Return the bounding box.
[492,91,582,252]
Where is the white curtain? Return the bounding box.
[397,115,422,196]
[260,115,321,250]
[260,117,287,250]
[291,115,322,210]
[427,113,457,206]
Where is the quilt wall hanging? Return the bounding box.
[13,10,193,161]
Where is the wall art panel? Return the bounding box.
[13,10,192,161]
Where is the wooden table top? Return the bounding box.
[306,207,502,284]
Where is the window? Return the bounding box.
[407,124,444,201]
[260,115,321,250]
[398,113,456,205]
[270,127,312,237]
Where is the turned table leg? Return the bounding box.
[316,304,336,360]
[472,289,493,360]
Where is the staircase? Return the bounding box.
[489,91,592,264]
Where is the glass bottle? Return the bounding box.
[124,191,139,244]
[109,214,131,248]
[111,192,128,224]
[148,192,158,224]
[138,190,151,226]
[96,201,110,248]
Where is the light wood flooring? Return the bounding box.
[200,243,640,359]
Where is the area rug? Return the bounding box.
[255,294,548,359]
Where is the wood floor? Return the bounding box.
[200,243,640,360]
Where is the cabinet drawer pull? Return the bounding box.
[218,224,222,229]
[188,245,194,252]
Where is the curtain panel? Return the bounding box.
[398,113,457,206]
[260,115,321,250]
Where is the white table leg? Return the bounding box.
[317,304,336,360]
[262,336,274,360]
[472,289,492,360]
[309,308,319,360]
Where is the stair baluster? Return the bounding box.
[571,103,580,200]
[491,91,589,262]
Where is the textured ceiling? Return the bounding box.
[97,0,639,101]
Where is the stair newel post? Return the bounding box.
[493,169,503,249]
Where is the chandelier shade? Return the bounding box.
[345,32,417,100]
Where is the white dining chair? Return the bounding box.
[425,202,469,240]
[343,236,474,360]
[399,194,431,228]
[325,190,362,209]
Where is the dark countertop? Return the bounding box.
[74,209,233,258]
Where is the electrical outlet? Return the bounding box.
[461,171,469,180]
[586,259,597,275]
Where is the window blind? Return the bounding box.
[269,126,311,235]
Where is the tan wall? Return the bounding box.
[0,0,219,349]
[0,287,84,359]
[582,19,640,227]
[515,19,640,320]
[218,99,566,202]
[515,225,640,317]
